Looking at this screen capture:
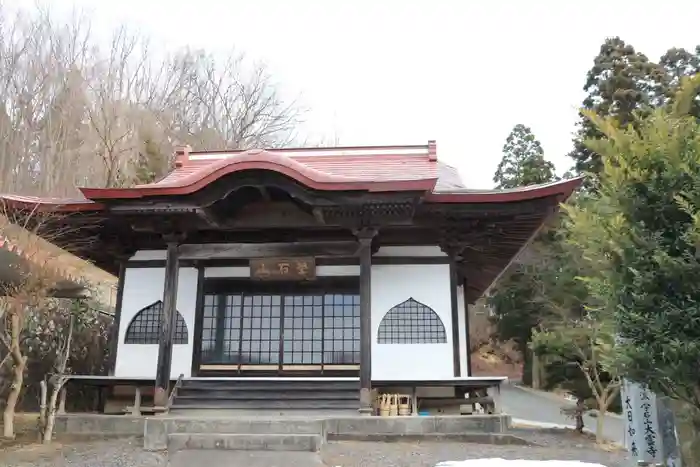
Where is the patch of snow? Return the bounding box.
[436,461,606,467]
[511,418,573,430]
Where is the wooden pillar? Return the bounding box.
[449,262,461,377]
[356,228,376,415]
[108,261,127,376]
[214,293,226,362]
[58,387,66,414]
[154,240,181,407]
[130,387,142,416]
[532,351,541,390]
[462,278,473,376]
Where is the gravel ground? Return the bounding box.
[321,437,628,467]
[0,431,628,467]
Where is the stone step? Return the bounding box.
[166,408,358,418]
[176,389,360,400]
[171,398,359,410]
[175,379,361,412]
[168,450,325,467]
[173,395,360,410]
[167,433,323,452]
[147,417,325,436]
[181,381,359,392]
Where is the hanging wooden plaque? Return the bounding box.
[250,257,316,281]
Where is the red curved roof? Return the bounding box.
[0,142,583,210]
[0,194,102,212]
[80,147,440,200]
[427,177,583,203]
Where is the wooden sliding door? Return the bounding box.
[195,279,360,376]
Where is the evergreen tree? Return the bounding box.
[489,125,559,383]
[132,137,169,185]
[566,76,700,460]
[494,124,556,189]
[655,46,700,118]
[659,46,700,89]
[569,37,661,177]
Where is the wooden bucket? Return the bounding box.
[398,395,411,416]
[388,394,398,416]
[379,394,390,417]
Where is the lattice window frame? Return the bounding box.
[376,297,447,344]
[123,300,189,345]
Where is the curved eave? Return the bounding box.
[425,177,583,204]
[80,151,439,200]
[0,195,104,213]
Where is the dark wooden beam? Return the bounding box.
[154,239,181,407]
[191,266,205,377]
[107,262,126,376]
[462,278,473,376]
[356,227,377,415]
[217,202,319,229]
[257,186,272,201]
[320,202,417,227]
[177,241,360,259]
[419,195,559,217]
[449,261,461,377]
[312,207,326,225]
[214,289,226,363]
[128,213,200,235]
[196,207,223,228]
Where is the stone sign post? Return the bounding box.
[621,380,682,467]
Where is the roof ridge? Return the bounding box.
[188,141,433,154]
[178,144,436,166]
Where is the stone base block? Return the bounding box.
[54,414,145,436]
[325,414,511,437]
[327,432,530,445]
[167,433,323,452]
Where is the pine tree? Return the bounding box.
[489,124,559,383]
[132,138,168,185]
[494,124,557,189]
[569,37,661,177]
[655,46,700,118]
[659,46,700,89]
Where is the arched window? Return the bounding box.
[124,300,188,344]
[377,298,447,344]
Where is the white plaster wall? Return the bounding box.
[374,246,446,257]
[125,247,459,381]
[115,267,198,378]
[130,250,167,260]
[317,265,360,276]
[457,285,468,376]
[371,264,454,380]
[204,266,249,278]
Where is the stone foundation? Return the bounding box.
[55,414,145,436]
[54,414,513,452]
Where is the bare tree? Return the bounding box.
[162,50,303,150]
[41,311,73,443]
[467,299,522,378]
[82,26,170,187]
[0,6,96,196]
[0,4,305,196]
[0,203,93,439]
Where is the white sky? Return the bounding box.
[7,0,700,188]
